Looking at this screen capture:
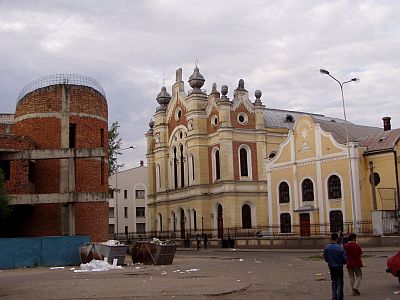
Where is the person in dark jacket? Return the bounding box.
[343,233,363,296]
[203,234,208,250]
[196,234,201,250]
[324,232,347,300]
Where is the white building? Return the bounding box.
[108,161,148,237]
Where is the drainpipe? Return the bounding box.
[369,161,378,210]
[394,150,400,211]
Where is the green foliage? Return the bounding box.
[108,121,124,176]
[0,168,12,225]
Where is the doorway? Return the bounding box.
[300,213,310,236]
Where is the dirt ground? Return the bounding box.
[0,248,399,299]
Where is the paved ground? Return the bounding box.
[0,247,399,299]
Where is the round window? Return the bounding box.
[237,113,248,125]
[175,108,182,121]
[211,115,218,127]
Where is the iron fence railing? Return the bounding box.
[110,220,373,243]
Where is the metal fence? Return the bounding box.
[110,220,373,243]
[17,73,106,102]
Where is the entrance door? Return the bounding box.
[300,213,310,236]
[217,204,223,238]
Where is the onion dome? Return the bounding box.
[156,86,171,112]
[188,66,205,94]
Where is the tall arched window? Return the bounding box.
[191,154,195,181]
[239,148,249,177]
[302,179,314,202]
[280,213,291,233]
[328,175,342,199]
[156,164,161,190]
[215,149,221,180]
[242,204,252,229]
[158,213,163,233]
[172,212,176,232]
[180,144,185,187]
[173,147,178,189]
[192,209,197,231]
[279,182,290,203]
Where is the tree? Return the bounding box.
[108,121,124,176]
[0,168,12,227]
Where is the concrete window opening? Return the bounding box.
[69,124,76,148]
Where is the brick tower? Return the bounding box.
[1,74,109,241]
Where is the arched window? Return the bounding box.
[180,144,185,187]
[156,164,161,190]
[302,179,314,202]
[329,210,343,233]
[279,182,290,203]
[215,149,220,180]
[158,213,163,233]
[180,208,185,239]
[242,204,252,229]
[172,212,176,232]
[280,213,291,233]
[192,209,197,231]
[240,148,249,177]
[173,147,178,189]
[328,175,342,199]
[191,154,195,181]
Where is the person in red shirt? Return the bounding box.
[343,233,363,296]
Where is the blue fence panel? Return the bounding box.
[14,238,42,268]
[0,238,15,269]
[42,236,67,267]
[0,236,91,269]
[42,236,90,267]
[64,236,90,265]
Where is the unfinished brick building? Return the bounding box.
[0,74,109,241]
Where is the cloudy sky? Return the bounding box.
[1,0,399,170]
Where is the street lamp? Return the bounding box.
[114,145,136,238]
[319,69,360,232]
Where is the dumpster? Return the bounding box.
[79,243,102,264]
[95,243,128,266]
[131,241,177,265]
[79,241,128,265]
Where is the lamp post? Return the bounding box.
[319,69,360,232]
[114,145,136,237]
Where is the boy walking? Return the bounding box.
[324,232,347,300]
[343,233,363,296]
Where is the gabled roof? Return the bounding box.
[316,119,383,145]
[263,107,390,149]
[263,108,346,130]
[360,128,400,154]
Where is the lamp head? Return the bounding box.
[319,69,330,75]
[351,78,360,82]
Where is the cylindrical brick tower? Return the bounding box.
[11,74,109,241]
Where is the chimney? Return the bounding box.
[140,160,144,166]
[382,117,391,131]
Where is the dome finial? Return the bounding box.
[188,63,205,94]
[156,86,171,112]
[254,89,262,106]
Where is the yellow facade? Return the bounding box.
[147,68,400,237]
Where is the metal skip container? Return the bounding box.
[131,241,177,265]
[79,241,128,265]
